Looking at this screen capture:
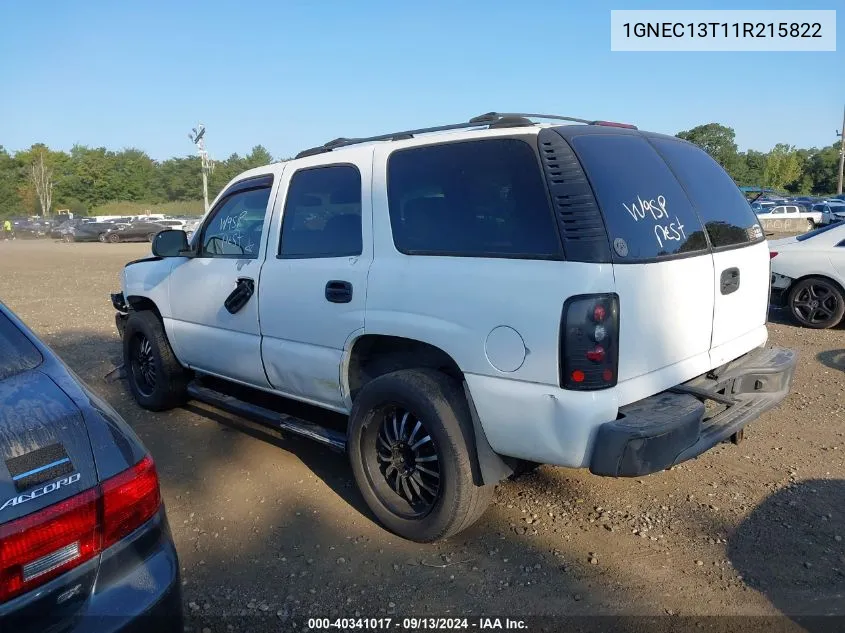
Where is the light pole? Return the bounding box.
[188,124,214,212]
[837,105,845,195]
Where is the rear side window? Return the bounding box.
[0,310,42,381]
[279,165,362,258]
[650,138,764,248]
[387,139,561,258]
[569,134,707,261]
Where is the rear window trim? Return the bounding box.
[385,137,565,261]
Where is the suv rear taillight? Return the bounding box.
[560,293,619,390]
[0,456,160,603]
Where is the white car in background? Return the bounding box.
[770,223,845,328]
[756,204,823,229]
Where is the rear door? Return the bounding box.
[567,133,715,383]
[258,150,373,410]
[649,137,769,366]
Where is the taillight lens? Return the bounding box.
[0,455,160,604]
[769,251,778,259]
[101,456,160,549]
[0,490,99,603]
[560,293,619,390]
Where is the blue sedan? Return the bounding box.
[0,301,182,632]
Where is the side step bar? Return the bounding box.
[186,381,347,451]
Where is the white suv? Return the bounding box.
[112,113,796,542]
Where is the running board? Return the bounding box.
[186,381,347,451]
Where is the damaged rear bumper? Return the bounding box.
[590,346,797,477]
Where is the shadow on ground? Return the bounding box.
[729,479,845,629]
[816,350,845,372]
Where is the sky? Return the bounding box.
[0,0,842,161]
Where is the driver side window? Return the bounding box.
[199,184,272,258]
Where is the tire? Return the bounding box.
[62,234,74,243]
[98,233,107,242]
[806,219,815,232]
[787,276,845,329]
[123,310,189,410]
[147,232,156,243]
[347,368,494,542]
[107,233,120,243]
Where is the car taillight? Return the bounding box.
[560,293,619,390]
[0,455,159,604]
[101,456,160,549]
[769,251,778,259]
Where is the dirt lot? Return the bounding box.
[1,240,844,631]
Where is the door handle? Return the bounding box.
[720,267,740,296]
[325,280,353,304]
[224,277,255,314]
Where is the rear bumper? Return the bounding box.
[589,346,797,477]
[4,509,183,633]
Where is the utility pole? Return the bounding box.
[837,105,845,195]
[188,124,214,212]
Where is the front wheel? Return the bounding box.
[788,277,845,329]
[347,368,494,542]
[107,233,120,243]
[147,232,156,242]
[62,233,74,243]
[123,311,190,410]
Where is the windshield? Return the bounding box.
[0,308,43,380]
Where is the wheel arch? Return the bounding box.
[126,295,163,322]
[343,333,513,485]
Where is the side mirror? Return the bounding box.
[152,229,191,257]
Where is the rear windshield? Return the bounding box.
[650,137,763,248]
[386,138,561,258]
[569,134,707,261]
[0,309,42,380]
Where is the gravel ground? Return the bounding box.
[1,240,843,631]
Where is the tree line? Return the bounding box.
[0,143,275,217]
[0,123,841,218]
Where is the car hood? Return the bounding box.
[0,370,97,523]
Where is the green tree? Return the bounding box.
[676,123,740,175]
[763,144,802,191]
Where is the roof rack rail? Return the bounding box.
[294,112,637,159]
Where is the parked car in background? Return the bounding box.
[63,222,127,243]
[103,221,166,243]
[13,222,48,239]
[0,301,182,632]
[770,222,845,328]
[811,202,845,225]
[755,204,822,229]
[50,219,87,239]
[182,218,201,239]
[156,219,186,230]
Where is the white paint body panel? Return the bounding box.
[258,146,375,409]
[709,240,770,365]
[119,125,776,467]
[770,224,845,288]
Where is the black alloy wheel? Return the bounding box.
[129,333,156,397]
[367,405,441,519]
[789,277,845,329]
